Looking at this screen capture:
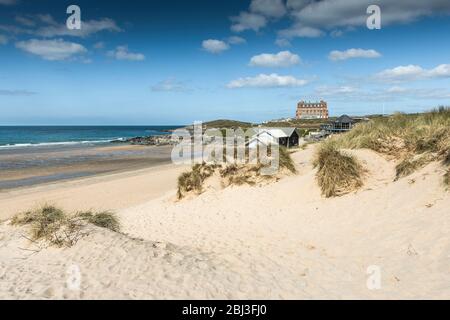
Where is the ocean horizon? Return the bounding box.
[0,125,184,148]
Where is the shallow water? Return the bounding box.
[0,143,174,190]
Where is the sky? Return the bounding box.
[1,0,450,125]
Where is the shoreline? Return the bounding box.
[0,142,185,220]
[0,143,175,190]
[0,160,188,221]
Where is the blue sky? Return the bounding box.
[1,0,450,125]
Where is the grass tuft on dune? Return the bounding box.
[177,163,218,199]
[314,142,364,197]
[332,107,450,182]
[177,146,297,199]
[10,205,120,247]
[279,146,297,174]
[76,211,121,233]
[395,155,430,181]
[335,107,449,155]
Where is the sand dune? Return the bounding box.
[0,146,449,299]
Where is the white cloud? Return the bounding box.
[14,14,58,27]
[428,64,450,78]
[286,0,312,11]
[275,38,291,47]
[230,0,286,33]
[0,34,7,45]
[386,86,408,93]
[15,39,87,61]
[227,36,246,45]
[286,0,450,37]
[227,73,308,88]
[376,64,450,81]
[231,12,267,32]
[329,48,381,61]
[250,0,286,18]
[107,46,145,61]
[202,37,244,54]
[151,78,188,92]
[377,65,425,81]
[278,25,324,38]
[202,39,229,54]
[232,1,450,38]
[250,51,301,68]
[1,15,120,38]
[37,18,121,38]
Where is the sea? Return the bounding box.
[0,126,183,148]
[0,126,184,189]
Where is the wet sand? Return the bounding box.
[0,144,174,190]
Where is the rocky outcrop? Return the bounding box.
[120,135,175,146]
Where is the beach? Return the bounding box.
[0,125,181,191]
[0,143,175,189]
[0,145,448,299]
[0,144,185,220]
[3,0,450,305]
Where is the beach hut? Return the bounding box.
[247,128,300,148]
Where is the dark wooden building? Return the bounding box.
[322,115,355,133]
[277,128,300,147]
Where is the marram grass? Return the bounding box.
[313,142,364,198]
[332,107,450,182]
[177,146,297,199]
[11,205,120,247]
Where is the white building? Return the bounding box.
[247,128,300,149]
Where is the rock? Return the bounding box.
[124,135,176,146]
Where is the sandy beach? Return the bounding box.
[0,161,186,222]
[3,0,450,306]
[0,145,448,299]
[0,144,174,189]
